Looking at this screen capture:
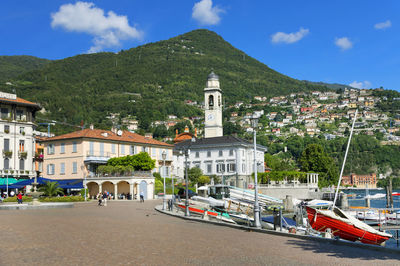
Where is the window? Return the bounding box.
[228,163,236,172]
[16,110,23,120]
[152,147,156,157]
[216,163,225,173]
[89,142,94,156]
[100,143,104,156]
[4,158,9,169]
[19,140,24,152]
[47,144,54,155]
[207,151,211,157]
[19,127,25,135]
[130,146,135,155]
[1,108,9,119]
[60,143,65,154]
[242,163,246,173]
[4,125,9,133]
[195,151,200,158]
[111,143,116,154]
[219,150,223,157]
[72,141,77,153]
[4,139,9,151]
[60,163,65,174]
[229,149,234,156]
[47,164,55,175]
[72,162,77,174]
[121,144,125,155]
[207,163,212,174]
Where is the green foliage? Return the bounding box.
[3,196,32,202]
[38,181,64,197]
[39,196,85,202]
[188,167,203,184]
[1,30,329,135]
[197,175,210,185]
[0,56,50,82]
[377,177,400,189]
[102,152,155,173]
[299,144,338,186]
[80,188,88,198]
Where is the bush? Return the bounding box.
[39,196,85,202]
[3,196,32,202]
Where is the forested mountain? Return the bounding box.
[0,29,330,133]
[0,55,50,82]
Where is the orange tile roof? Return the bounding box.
[0,96,40,109]
[42,128,173,147]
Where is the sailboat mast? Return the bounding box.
[332,109,358,209]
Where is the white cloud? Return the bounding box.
[335,37,352,50]
[51,2,143,53]
[374,20,392,30]
[192,0,224,26]
[271,28,309,44]
[349,81,372,89]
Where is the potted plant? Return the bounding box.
[19,151,27,159]
[4,129,9,134]
[3,150,12,158]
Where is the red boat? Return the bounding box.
[392,192,400,196]
[306,206,392,245]
[176,203,236,223]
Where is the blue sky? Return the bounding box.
[1,0,399,90]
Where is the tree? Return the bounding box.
[198,175,210,185]
[39,181,64,197]
[299,144,338,186]
[188,167,203,184]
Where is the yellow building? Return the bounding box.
[39,127,173,200]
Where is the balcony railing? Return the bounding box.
[18,151,27,159]
[86,151,113,158]
[88,171,152,178]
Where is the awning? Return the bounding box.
[0,178,83,190]
[0,178,19,185]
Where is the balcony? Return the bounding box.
[3,150,12,158]
[18,151,27,159]
[35,152,44,161]
[84,151,112,164]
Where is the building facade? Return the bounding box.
[342,173,377,188]
[174,136,266,188]
[0,92,40,181]
[39,128,173,199]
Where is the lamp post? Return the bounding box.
[184,148,190,216]
[251,115,261,229]
[162,150,167,210]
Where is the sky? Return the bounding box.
[1,0,400,90]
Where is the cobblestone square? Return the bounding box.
[0,200,400,265]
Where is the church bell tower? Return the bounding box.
[204,71,223,138]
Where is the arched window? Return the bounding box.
[209,95,214,107]
[218,96,221,106]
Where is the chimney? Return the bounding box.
[195,128,197,137]
[184,126,189,133]
[175,129,178,137]
[145,133,153,139]
[89,124,94,130]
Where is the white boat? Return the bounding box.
[364,193,386,199]
[354,210,386,225]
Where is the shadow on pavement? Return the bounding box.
[285,238,400,260]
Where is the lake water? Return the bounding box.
[343,189,400,249]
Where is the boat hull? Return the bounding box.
[306,207,390,245]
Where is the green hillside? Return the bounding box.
[0,55,50,82]
[1,29,330,133]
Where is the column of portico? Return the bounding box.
[99,183,103,193]
[114,183,118,200]
[129,182,134,200]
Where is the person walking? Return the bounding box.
[102,191,108,206]
[97,192,102,206]
[140,191,144,203]
[17,192,23,204]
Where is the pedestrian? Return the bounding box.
[140,191,144,203]
[102,191,108,206]
[17,192,23,204]
[97,192,102,206]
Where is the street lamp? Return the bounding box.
[182,137,195,217]
[162,150,167,210]
[251,115,261,229]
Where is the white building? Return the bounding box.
[0,92,40,180]
[173,72,267,188]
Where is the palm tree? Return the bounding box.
[39,181,64,197]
